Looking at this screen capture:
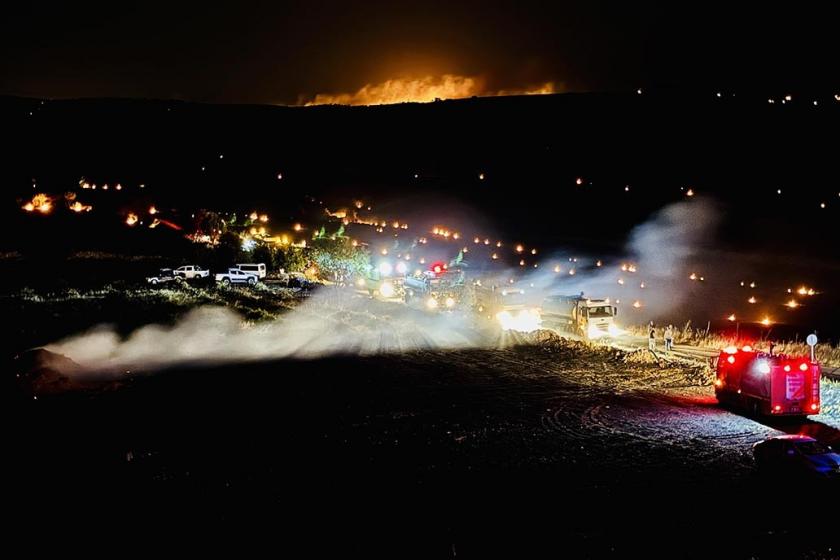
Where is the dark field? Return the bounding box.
[9,334,839,557]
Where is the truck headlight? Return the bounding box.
[426,297,438,309]
[445,297,456,308]
[379,281,395,298]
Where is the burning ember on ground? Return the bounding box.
[22,193,53,214]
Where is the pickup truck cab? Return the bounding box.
[215,268,259,285]
[146,268,182,285]
[174,265,210,279]
[235,263,267,279]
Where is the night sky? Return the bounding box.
[2,1,838,105]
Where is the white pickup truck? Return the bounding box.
[215,268,259,285]
[174,265,210,279]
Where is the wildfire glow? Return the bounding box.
[301,75,556,106]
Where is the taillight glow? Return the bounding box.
[799,363,808,372]
[810,403,818,410]
[774,405,782,412]
[756,361,771,374]
[727,356,736,364]
[783,365,791,372]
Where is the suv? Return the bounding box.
[174,265,210,279]
[287,271,315,289]
[146,268,181,285]
[236,263,267,279]
[753,435,840,479]
[216,268,259,285]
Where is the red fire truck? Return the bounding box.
[715,345,821,417]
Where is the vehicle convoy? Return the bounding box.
[540,294,620,339]
[753,435,839,479]
[473,284,542,331]
[173,265,209,279]
[146,268,182,285]
[236,263,267,279]
[403,262,465,310]
[715,346,821,417]
[215,268,259,285]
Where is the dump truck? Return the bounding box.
[540,294,620,339]
[715,345,821,417]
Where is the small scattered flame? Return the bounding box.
[69,201,92,213]
[126,213,139,226]
[23,193,53,214]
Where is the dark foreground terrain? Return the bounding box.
[7,336,839,558]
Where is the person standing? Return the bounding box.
[648,321,656,351]
[664,324,674,352]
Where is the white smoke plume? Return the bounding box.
[46,291,490,376]
[509,197,722,318]
[45,199,720,376]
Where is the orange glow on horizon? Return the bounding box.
[302,75,556,106]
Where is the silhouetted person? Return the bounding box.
[648,321,656,351]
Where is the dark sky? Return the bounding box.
[2,1,838,104]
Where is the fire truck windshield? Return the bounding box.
[587,306,613,317]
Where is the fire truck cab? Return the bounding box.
[715,346,821,418]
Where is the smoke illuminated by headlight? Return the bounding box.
[496,309,542,333]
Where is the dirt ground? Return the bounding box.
[8,327,839,557]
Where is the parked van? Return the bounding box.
[235,263,267,278]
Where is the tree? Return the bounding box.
[279,246,309,273]
[212,231,244,270]
[252,243,276,271]
[193,209,224,239]
[309,236,369,281]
